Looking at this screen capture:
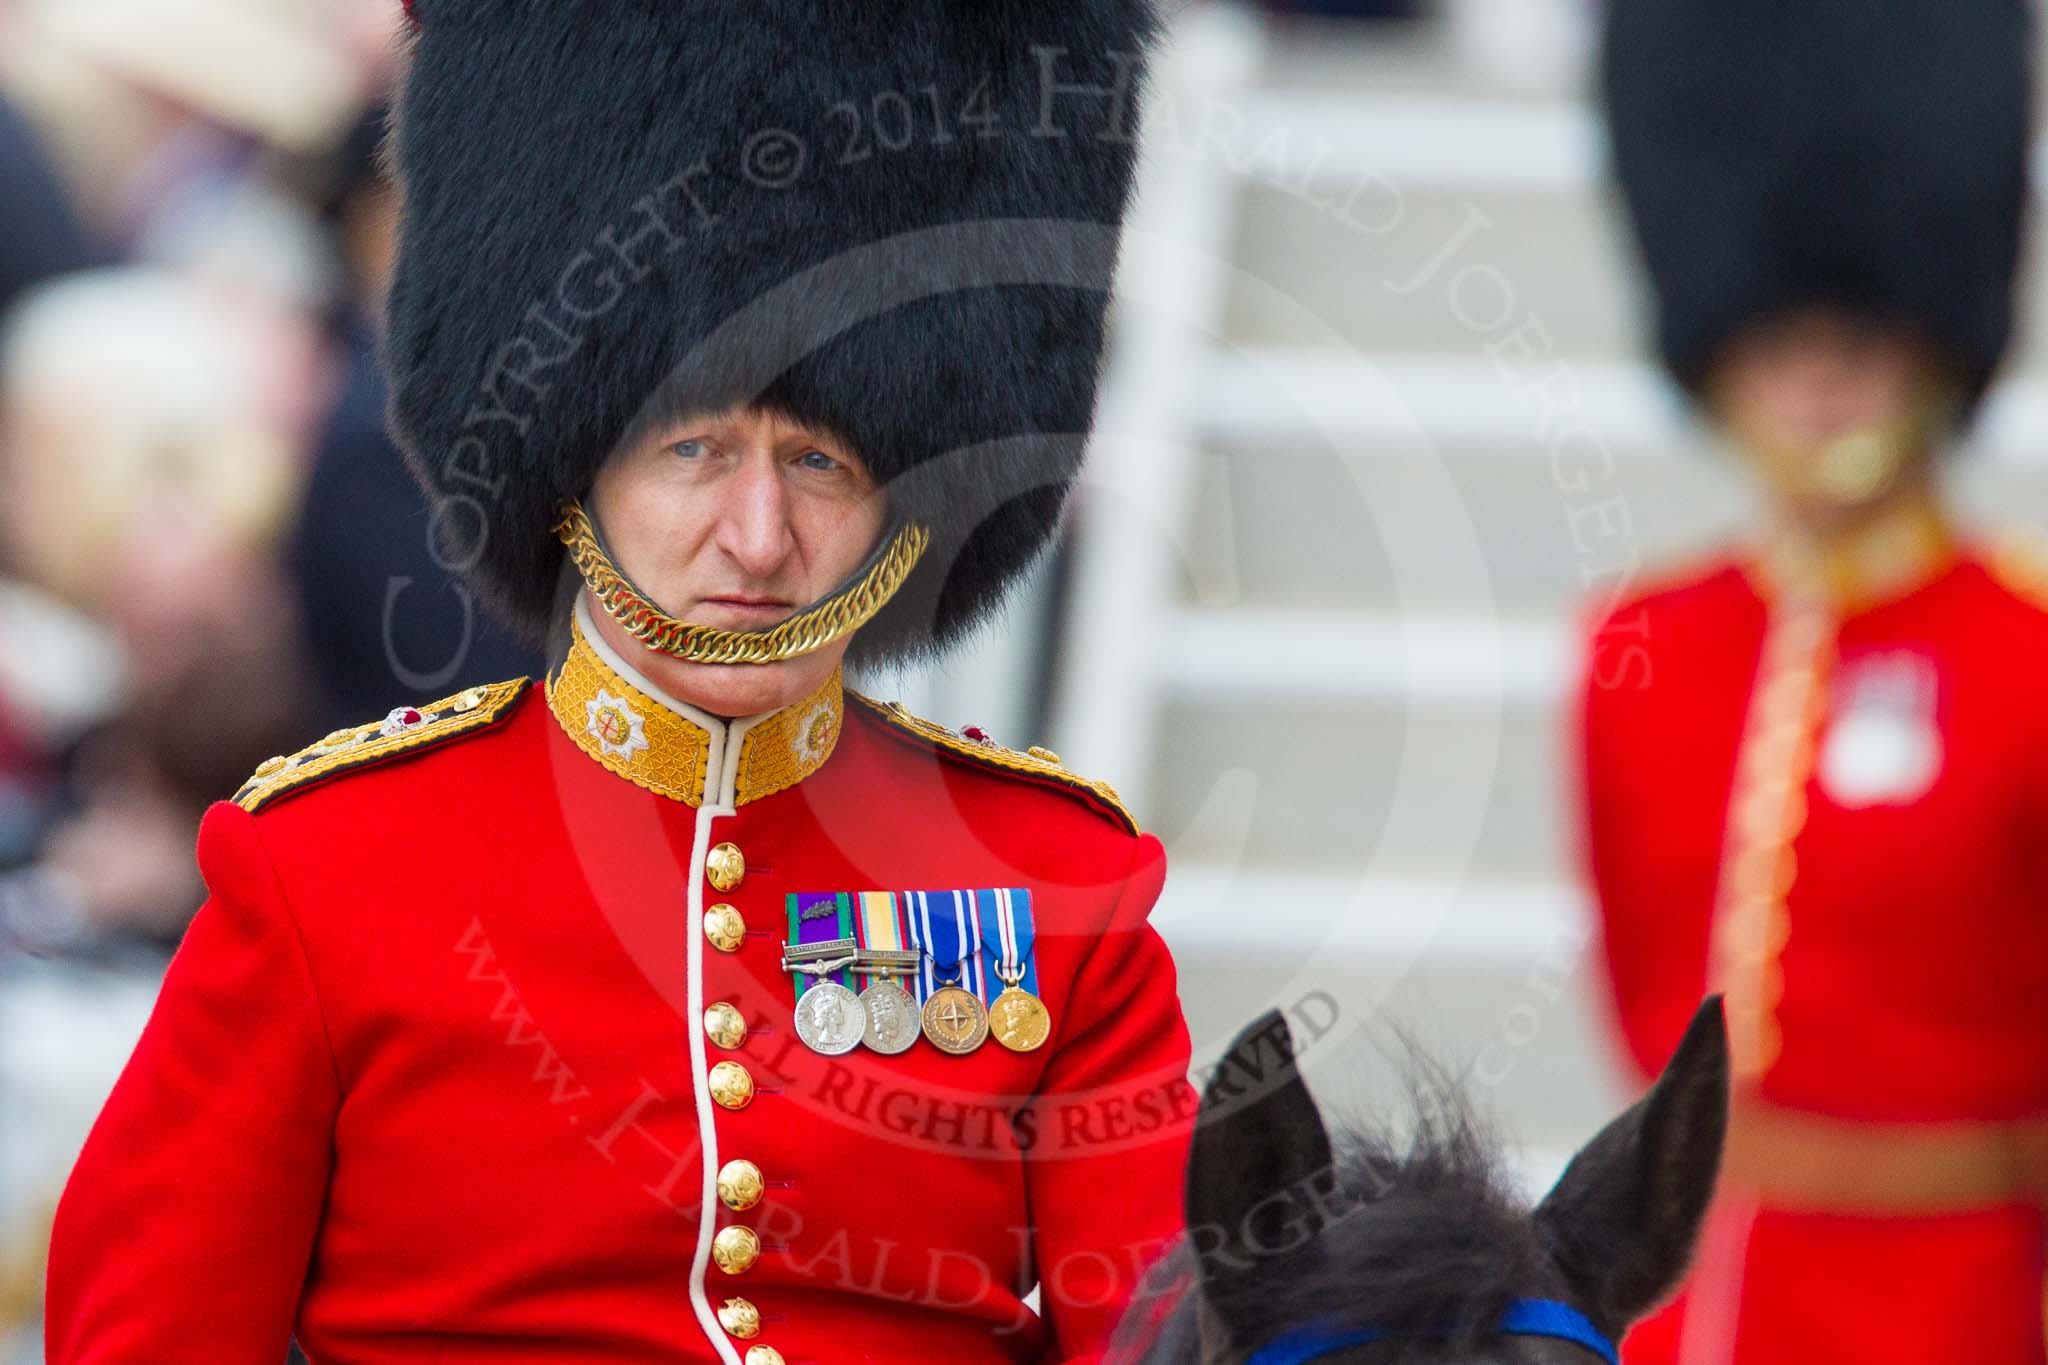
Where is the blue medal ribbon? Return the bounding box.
[976,888,1039,1001]
[904,890,984,1001]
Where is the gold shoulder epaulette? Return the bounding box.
[846,691,1139,835]
[1988,527,2048,614]
[234,677,532,814]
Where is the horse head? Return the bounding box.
[1116,997,1728,1364]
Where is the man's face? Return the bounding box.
[1709,306,1946,523]
[585,402,887,717]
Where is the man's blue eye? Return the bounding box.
[799,449,840,471]
[671,439,706,460]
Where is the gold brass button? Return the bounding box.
[254,754,288,778]
[743,1346,785,1365]
[717,1297,761,1338]
[704,903,745,953]
[712,1224,761,1274]
[717,1158,764,1211]
[708,1061,754,1110]
[706,842,746,891]
[705,1002,746,1050]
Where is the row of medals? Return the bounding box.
[780,938,1051,1057]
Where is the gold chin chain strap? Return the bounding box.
[553,500,930,665]
[1735,381,1959,510]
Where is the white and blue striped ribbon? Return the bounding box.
[978,888,1039,997]
[904,889,991,1002]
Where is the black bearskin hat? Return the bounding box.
[1602,0,2033,411]
[382,0,1161,662]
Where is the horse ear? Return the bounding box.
[1185,1010,1336,1326]
[1533,995,1729,1334]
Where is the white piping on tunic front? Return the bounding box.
[680,797,740,1365]
[575,595,775,1365]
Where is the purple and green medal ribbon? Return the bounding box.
[786,892,857,998]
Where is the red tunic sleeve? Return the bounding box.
[1020,832,1195,1363]
[1573,565,1762,1088]
[1577,636,1666,1083]
[1575,597,1722,1086]
[45,800,340,1363]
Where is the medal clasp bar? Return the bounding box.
[852,948,921,976]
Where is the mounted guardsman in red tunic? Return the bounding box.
[1583,0,2047,1361]
[45,3,1195,1362]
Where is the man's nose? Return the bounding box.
[713,455,797,578]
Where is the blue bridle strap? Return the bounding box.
[1243,1297,1618,1365]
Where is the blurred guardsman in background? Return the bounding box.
[45,3,1194,1363]
[1580,1,2045,1362]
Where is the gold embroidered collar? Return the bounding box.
[1744,493,1957,614]
[546,601,844,807]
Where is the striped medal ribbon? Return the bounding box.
[980,889,1050,1053]
[905,891,989,1055]
[784,893,861,1056]
[851,893,919,1055]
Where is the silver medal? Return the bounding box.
[858,980,920,1055]
[793,980,865,1055]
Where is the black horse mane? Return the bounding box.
[1110,1077,1559,1364]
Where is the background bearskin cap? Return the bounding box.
[1602,0,2033,413]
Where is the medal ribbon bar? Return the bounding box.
[905,890,985,998]
[852,891,910,990]
[786,894,857,997]
[977,888,1039,997]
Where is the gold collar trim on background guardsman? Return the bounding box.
[1743,492,1957,614]
[554,500,930,665]
[546,603,844,807]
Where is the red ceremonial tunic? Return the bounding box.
[45,600,1196,1365]
[1576,526,2048,1365]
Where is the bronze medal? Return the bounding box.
[921,984,989,1055]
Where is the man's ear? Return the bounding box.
[1533,996,1729,1334]
[1185,1010,1336,1338]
